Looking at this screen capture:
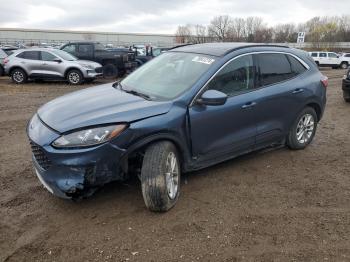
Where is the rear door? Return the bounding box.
[253,52,309,148]
[189,54,258,161]
[16,51,41,75]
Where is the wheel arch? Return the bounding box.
[9,66,28,76]
[64,67,84,78]
[123,133,191,173]
[305,102,322,122]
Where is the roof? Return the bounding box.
[170,43,289,57]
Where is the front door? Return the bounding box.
[189,54,257,161]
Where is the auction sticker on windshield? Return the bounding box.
[192,56,215,65]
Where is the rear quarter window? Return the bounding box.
[16,51,40,60]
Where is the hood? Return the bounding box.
[76,60,102,68]
[38,84,172,133]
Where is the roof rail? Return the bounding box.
[168,43,194,50]
[224,44,289,56]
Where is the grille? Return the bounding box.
[30,141,51,170]
[95,67,103,73]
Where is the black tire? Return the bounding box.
[103,64,118,78]
[0,65,4,76]
[11,68,27,84]
[287,107,318,150]
[66,69,83,85]
[85,78,95,84]
[344,91,350,102]
[340,62,348,70]
[315,61,319,67]
[141,141,181,212]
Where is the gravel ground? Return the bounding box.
[0,70,349,262]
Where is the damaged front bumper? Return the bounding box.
[27,114,126,199]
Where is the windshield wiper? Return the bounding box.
[113,82,152,100]
[124,89,152,100]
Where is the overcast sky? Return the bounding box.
[0,0,348,34]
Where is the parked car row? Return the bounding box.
[309,51,350,69]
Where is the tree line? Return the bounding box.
[175,15,350,46]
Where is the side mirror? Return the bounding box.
[197,90,227,106]
[53,58,62,63]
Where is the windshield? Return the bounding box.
[121,52,215,100]
[52,49,77,61]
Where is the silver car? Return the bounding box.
[4,48,102,84]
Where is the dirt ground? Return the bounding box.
[0,70,349,262]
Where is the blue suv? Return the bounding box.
[27,43,327,212]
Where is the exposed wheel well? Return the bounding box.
[125,137,187,176]
[306,103,322,121]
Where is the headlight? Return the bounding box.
[52,124,127,148]
[81,64,95,70]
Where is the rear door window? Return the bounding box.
[287,55,307,75]
[257,53,296,86]
[17,51,40,60]
[319,53,327,58]
[311,53,318,57]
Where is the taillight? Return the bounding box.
[3,57,9,64]
[321,75,328,88]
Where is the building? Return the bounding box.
[0,28,177,47]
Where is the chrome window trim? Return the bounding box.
[190,51,310,107]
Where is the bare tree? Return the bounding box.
[207,15,232,41]
[175,25,191,43]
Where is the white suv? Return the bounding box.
[309,51,349,69]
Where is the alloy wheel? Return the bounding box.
[13,71,24,83]
[68,72,80,84]
[296,113,315,144]
[165,152,179,200]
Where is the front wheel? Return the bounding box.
[67,69,83,85]
[141,141,181,212]
[287,107,318,150]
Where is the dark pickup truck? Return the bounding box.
[133,46,170,66]
[60,42,137,77]
[342,68,350,102]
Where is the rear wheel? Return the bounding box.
[141,141,181,212]
[287,107,317,150]
[340,62,349,69]
[11,68,27,84]
[67,69,83,85]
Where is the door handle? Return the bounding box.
[292,88,304,94]
[42,63,48,66]
[241,101,257,109]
